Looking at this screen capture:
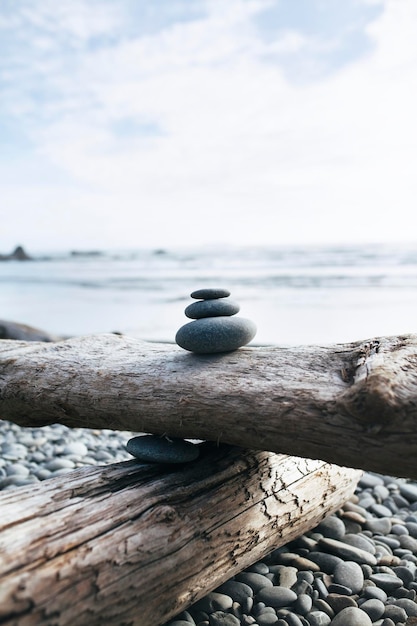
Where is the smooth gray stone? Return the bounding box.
[126,436,199,464]
[191,288,231,300]
[399,534,417,551]
[256,586,297,608]
[363,586,387,602]
[176,317,256,354]
[406,521,417,537]
[329,607,372,626]
[326,594,358,613]
[256,614,279,626]
[305,611,331,626]
[295,594,313,615]
[318,538,377,566]
[308,552,344,574]
[370,503,393,518]
[236,572,273,593]
[333,561,364,594]
[359,599,385,621]
[316,516,346,540]
[208,611,240,626]
[364,518,392,534]
[216,580,254,603]
[327,583,353,596]
[342,534,376,555]
[369,573,403,591]
[185,299,240,319]
[382,604,407,622]
[391,597,417,616]
[399,483,417,502]
[359,473,385,488]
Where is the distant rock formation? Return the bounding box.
[0,246,32,261]
[0,320,62,342]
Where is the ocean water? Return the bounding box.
[1,243,417,346]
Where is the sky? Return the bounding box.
[1,0,417,252]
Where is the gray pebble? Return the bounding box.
[5,463,30,477]
[359,474,385,489]
[369,573,403,591]
[333,561,364,594]
[185,299,240,319]
[313,600,334,618]
[316,517,346,541]
[193,593,233,613]
[327,583,353,596]
[318,538,377,566]
[216,581,253,603]
[295,594,313,615]
[399,534,417,551]
[273,566,298,588]
[364,518,392,534]
[45,458,75,471]
[308,553,344,574]
[256,614,279,626]
[285,614,304,626]
[236,573,273,594]
[256,587,297,608]
[382,604,407,622]
[305,611,331,626]
[370,504,393,518]
[329,607,372,626]
[399,483,417,503]
[359,599,385,621]
[176,316,257,354]
[363,587,387,602]
[390,597,417,616]
[406,522,417,537]
[342,534,376,555]
[63,442,88,456]
[190,288,231,300]
[126,435,199,464]
[248,563,270,575]
[208,611,240,626]
[326,594,358,613]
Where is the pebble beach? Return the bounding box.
[1,419,417,626]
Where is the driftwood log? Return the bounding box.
[0,333,416,478]
[0,445,361,626]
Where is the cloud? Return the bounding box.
[1,0,417,250]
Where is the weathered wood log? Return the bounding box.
[0,445,361,626]
[0,333,416,478]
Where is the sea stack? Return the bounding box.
[175,288,257,354]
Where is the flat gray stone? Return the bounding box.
[191,288,231,300]
[306,611,331,626]
[359,599,385,621]
[176,317,256,354]
[333,561,364,594]
[185,299,240,319]
[391,598,417,616]
[209,611,240,626]
[308,552,344,574]
[256,586,297,608]
[364,517,392,534]
[368,573,403,591]
[399,482,417,502]
[126,436,199,464]
[236,572,273,593]
[342,534,376,555]
[329,607,372,626]
[318,538,377,566]
[216,580,253,603]
[316,516,346,540]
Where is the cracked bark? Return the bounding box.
[0,445,360,626]
[0,333,416,478]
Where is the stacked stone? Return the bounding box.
[175,288,257,354]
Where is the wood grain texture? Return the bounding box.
[0,445,361,626]
[0,333,416,477]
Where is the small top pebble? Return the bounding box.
[190,288,231,300]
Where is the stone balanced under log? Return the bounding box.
[127,288,257,463]
[175,287,257,354]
